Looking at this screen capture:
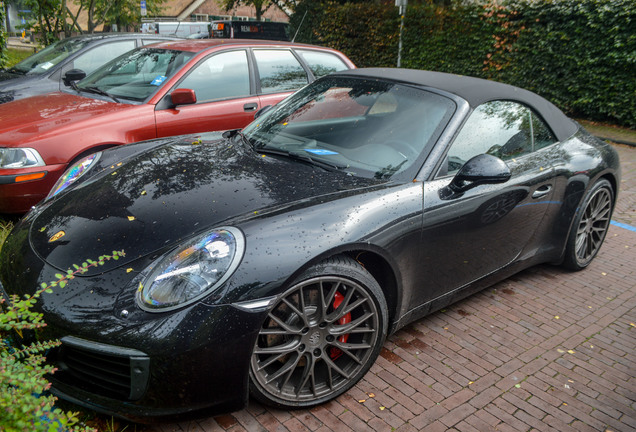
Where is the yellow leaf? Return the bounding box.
[601,272,607,276]
[554,316,560,319]
[557,349,565,353]
[127,216,135,221]
[567,350,575,354]
[368,393,375,398]
[141,190,147,195]
[126,268,133,273]
[358,399,366,403]
[379,406,385,411]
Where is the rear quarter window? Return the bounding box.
[296,50,350,78]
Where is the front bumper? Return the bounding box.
[0,163,65,213]
[0,223,271,422]
[42,301,267,422]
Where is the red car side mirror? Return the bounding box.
[170,88,197,106]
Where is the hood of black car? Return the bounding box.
[0,70,20,82]
[30,134,382,275]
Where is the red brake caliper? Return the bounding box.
[329,291,351,360]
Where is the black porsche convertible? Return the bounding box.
[0,69,620,421]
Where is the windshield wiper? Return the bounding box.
[4,68,26,75]
[257,146,347,172]
[80,86,120,103]
[223,129,261,152]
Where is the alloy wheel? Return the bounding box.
[250,275,382,405]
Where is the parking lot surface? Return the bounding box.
[150,144,635,432]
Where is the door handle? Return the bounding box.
[244,103,258,112]
[532,185,552,199]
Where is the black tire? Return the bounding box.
[249,255,388,409]
[562,179,614,271]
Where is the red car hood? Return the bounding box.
[0,92,132,146]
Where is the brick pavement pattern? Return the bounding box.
[149,144,635,432]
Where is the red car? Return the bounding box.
[0,39,354,214]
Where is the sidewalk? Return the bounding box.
[147,143,635,432]
[6,36,39,52]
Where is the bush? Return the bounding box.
[0,6,7,68]
[0,251,125,432]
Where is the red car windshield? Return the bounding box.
[77,47,194,102]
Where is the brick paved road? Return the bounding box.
[150,144,635,432]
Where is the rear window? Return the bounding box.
[296,50,349,78]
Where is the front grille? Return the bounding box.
[52,336,150,401]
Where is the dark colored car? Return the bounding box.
[0,69,620,422]
[0,33,178,104]
[0,39,354,214]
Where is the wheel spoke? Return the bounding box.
[332,311,375,335]
[264,352,302,386]
[295,355,316,396]
[253,339,299,355]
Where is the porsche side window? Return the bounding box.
[532,113,557,151]
[178,50,250,102]
[254,49,308,93]
[442,101,555,176]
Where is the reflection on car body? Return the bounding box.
[0,68,620,422]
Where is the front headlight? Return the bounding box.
[47,152,101,200]
[137,227,245,312]
[0,147,45,169]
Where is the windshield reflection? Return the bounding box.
[9,38,90,75]
[243,76,455,180]
[77,48,194,102]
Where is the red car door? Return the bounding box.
[154,49,261,136]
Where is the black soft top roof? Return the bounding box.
[337,68,578,142]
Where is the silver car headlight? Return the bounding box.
[0,147,45,169]
[137,227,245,312]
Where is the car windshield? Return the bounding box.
[242,76,455,180]
[76,47,194,102]
[8,38,91,75]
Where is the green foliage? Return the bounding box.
[0,251,126,432]
[5,49,36,68]
[0,2,7,68]
[0,220,13,251]
[296,0,636,128]
[297,1,399,67]
[498,0,636,128]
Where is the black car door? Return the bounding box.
[412,100,560,308]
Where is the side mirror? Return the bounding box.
[63,69,86,87]
[441,154,511,199]
[254,105,272,120]
[170,88,197,106]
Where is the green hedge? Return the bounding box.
[292,0,635,128]
[0,4,7,68]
